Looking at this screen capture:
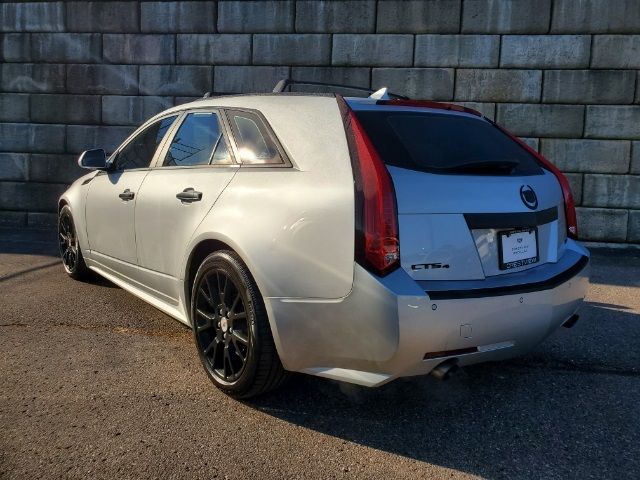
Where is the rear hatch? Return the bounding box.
[350,102,567,282]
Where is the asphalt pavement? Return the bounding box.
[1,228,639,479]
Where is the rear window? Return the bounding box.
[354,111,542,176]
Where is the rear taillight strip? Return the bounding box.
[336,95,400,277]
[491,121,578,240]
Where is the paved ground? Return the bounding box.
[1,229,639,480]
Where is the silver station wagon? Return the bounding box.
[58,81,589,398]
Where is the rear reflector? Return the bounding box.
[491,122,578,239]
[424,347,478,360]
[336,95,400,276]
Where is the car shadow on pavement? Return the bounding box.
[247,301,640,479]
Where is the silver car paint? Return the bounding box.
[59,94,589,387]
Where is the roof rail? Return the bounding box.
[272,79,409,99]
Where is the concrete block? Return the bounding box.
[67,64,138,95]
[628,210,640,243]
[540,139,631,174]
[218,1,294,33]
[0,181,67,212]
[139,66,213,96]
[496,104,584,138]
[141,2,217,33]
[66,2,139,33]
[102,96,174,126]
[632,142,640,174]
[575,207,628,242]
[552,0,640,34]
[501,35,590,68]
[66,125,136,155]
[585,106,640,140]
[177,34,251,65]
[415,35,499,68]
[1,2,65,32]
[174,97,201,106]
[376,0,461,33]
[0,123,65,153]
[1,33,32,61]
[543,70,636,104]
[27,212,59,228]
[455,69,541,103]
[30,94,102,124]
[565,173,583,205]
[0,210,26,227]
[332,34,413,67]
[296,1,375,33]
[583,174,640,209]
[214,66,290,93]
[0,153,29,181]
[0,93,29,122]
[592,35,640,69]
[29,154,84,184]
[253,34,331,66]
[462,0,551,33]
[103,34,175,64]
[0,64,66,93]
[31,33,102,63]
[372,68,454,100]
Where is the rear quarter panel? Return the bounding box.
[185,96,355,300]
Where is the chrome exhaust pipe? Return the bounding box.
[430,359,459,381]
[563,314,579,329]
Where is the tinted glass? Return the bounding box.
[115,116,176,171]
[229,112,282,164]
[163,112,231,167]
[355,111,542,176]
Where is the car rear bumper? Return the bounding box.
[267,240,589,387]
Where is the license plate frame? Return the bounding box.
[497,227,539,270]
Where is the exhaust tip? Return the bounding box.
[563,314,580,329]
[430,359,459,381]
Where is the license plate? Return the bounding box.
[498,228,539,270]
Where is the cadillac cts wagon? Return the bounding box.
[58,85,589,398]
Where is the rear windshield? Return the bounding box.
[354,110,542,176]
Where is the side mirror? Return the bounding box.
[78,149,108,170]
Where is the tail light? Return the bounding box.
[492,122,578,240]
[336,96,400,276]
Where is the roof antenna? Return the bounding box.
[202,92,211,98]
[369,87,392,100]
[273,79,290,93]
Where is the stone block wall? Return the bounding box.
[0,0,639,243]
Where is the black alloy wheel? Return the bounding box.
[58,205,89,280]
[191,251,286,398]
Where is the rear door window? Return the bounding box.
[227,110,283,165]
[163,112,232,167]
[354,111,542,176]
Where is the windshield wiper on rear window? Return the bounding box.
[429,160,520,175]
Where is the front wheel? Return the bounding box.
[191,250,287,398]
[58,205,90,280]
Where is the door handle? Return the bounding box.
[176,187,203,203]
[119,189,135,201]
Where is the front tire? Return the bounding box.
[191,250,286,398]
[58,205,90,280]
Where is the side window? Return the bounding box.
[227,110,283,165]
[115,116,176,171]
[163,112,231,167]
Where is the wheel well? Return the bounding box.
[58,199,68,212]
[185,239,233,301]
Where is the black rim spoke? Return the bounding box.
[194,268,251,383]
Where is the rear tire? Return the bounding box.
[191,250,287,398]
[58,205,90,280]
